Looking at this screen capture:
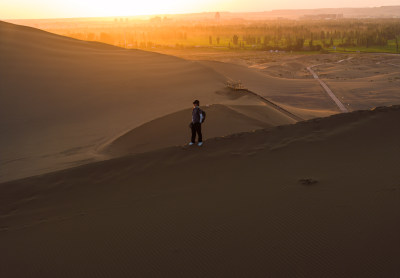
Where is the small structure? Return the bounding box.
[226,80,245,90]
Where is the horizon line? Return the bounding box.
[2,5,399,21]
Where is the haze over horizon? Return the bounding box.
[1,0,400,19]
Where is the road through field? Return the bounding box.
[307,58,352,113]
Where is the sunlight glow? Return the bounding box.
[1,0,400,19]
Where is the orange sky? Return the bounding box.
[1,0,399,19]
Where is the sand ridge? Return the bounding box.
[100,103,296,157]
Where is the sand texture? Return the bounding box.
[1,105,400,277]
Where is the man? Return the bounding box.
[189,99,203,146]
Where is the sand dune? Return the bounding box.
[101,103,295,156]
[1,105,399,277]
[0,21,220,181]
[0,21,296,182]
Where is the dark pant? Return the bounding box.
[191,123,202,143]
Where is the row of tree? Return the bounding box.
[58,19,400,52]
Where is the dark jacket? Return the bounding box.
[192,107,202,124]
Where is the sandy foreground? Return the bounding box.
[1,106,400,277]
[1,21,400,277]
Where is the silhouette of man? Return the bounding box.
[189,100,203,146]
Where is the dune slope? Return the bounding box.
[1,105,399,277]
[0,21,296,182]
[101,103,296,156]
[0,21,219,181]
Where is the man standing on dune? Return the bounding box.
[189,100,204,146]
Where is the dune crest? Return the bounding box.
[101,103,296,156]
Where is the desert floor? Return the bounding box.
[1,21,400,277]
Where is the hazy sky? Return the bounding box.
[1,0,399,19]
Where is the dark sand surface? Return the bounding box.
[1,106,399,277]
